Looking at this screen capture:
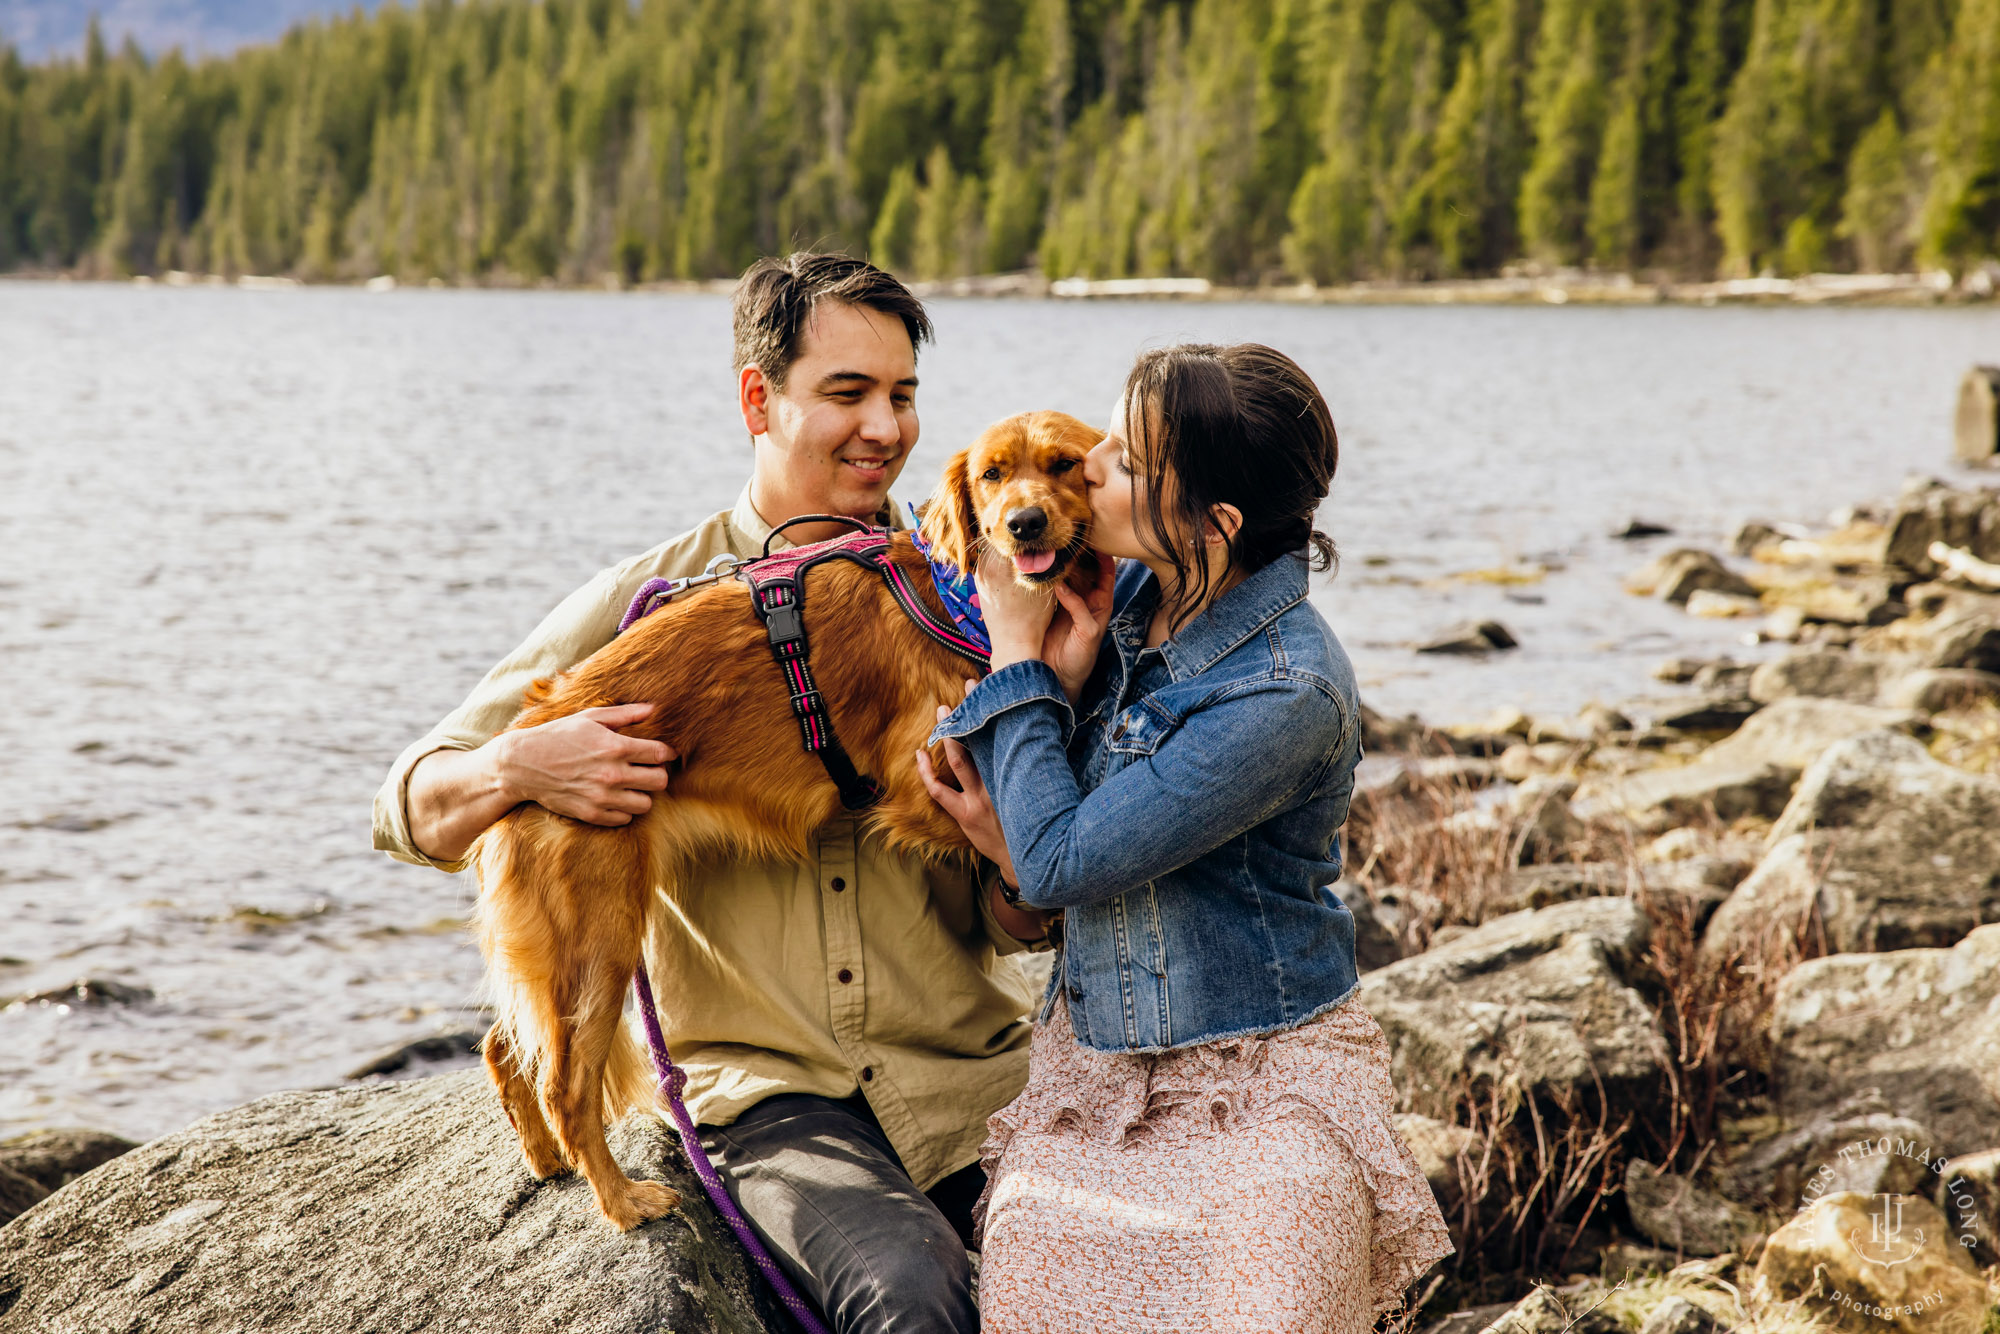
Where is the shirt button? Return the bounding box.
[837,968,853,984]
[829,877,846,892]
[861,1067,874,1081]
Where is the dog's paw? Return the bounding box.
[601,1179,681,1230]
[521,1138,570,1180]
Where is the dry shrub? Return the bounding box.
[1634,826,1829,1171]
[1347,759,1844,1306]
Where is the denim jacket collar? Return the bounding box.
[1110,552,1312,682]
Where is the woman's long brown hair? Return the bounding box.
[1121,343,1340,633]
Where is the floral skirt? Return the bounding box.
[975,995,1455,1334]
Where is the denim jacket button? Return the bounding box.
[1066,982,1082,1001]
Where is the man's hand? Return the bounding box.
[407,702,678,863]
[494,703,678,825]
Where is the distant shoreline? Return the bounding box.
[3,267,1993,308]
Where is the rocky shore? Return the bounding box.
[7,479,2000,1333]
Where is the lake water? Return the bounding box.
[3,281,1996,1142]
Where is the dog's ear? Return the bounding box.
[919,448,981,574]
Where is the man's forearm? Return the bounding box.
[407,743,518,865]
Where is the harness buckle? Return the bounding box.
[764,602,807,650]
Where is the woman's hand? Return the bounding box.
[1042,552,1116,706]
[976,551,1116,704]
[915,700,1017,883]
[916,699,1051,942]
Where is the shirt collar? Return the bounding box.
[1110,553,1312,681]
[729,482,903,554]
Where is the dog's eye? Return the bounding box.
[1051,458,1078,473]
[980,467,1002,481]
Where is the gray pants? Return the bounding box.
[700,1093,983,1333]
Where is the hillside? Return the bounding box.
[0,0,1990,284]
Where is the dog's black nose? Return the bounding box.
[1005,507,1048,541]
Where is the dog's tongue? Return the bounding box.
[1012,550,1057,575]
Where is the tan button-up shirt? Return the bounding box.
[372,485,1037,1189]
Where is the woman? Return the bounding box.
[918,343,1454,1333]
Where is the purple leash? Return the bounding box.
[632,965,835,1334]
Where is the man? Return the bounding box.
[373,253,1047,1333]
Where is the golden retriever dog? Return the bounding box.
[474,410,1097,1230]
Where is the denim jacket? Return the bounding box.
[932,551,1363,1053]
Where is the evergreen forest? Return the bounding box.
[0,0,1990,285]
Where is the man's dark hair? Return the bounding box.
[732,252,933,393]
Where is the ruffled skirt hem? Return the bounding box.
[977,996,1455,1318]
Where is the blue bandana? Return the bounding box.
[907,504,992,656]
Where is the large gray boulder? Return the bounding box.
[1623,549,1758,606]
[1358,898,1668,1117]
[1745,649,1903,705]
[1583,698,1920,831]
[1702,730,2000,959]
[1884,482,2000,578]
[0,1072,783,1333]
[1768,924,2000,1157]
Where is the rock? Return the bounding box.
[1479,1285,1619,1334]
[1418,620,1518,654]
[1696,696,1923,772]
[1938,1147,2000,1266]
[1684,589,1763,618]
[1333,881,1403,972]
[1752,1192,1991,1334]
[1577,704,1632,737]
[1746,649,1902,704]
[1921,612,2000,674]
[1584,757,1795,832]
[1882,667,2000,712]
[1614,519,1675,540]
[1885,483,2000,579]
[1421,1302,1518,1334]
[1361,702,1445,755]
[1622,1160,1763,1256]
[1596,1239,1683,1279]
[1651,657,1721,684]
[0,1163,45,1230]
[345,1028,485,1081]
[1507,776,1580,861]
[1726,1099,1949,1208]
[1625,549,1760,606]
[1689,661,1755,699]
[1769,924,2000,1156]
[0,1071,783,1333]
[1619,694,1761,733]
[1495,864,1628,914]
[0,1127,138,1193]
[1762,604,1808,642]
[1705,730,2000,959]
[7,977,154,1007]
[1953,365,2000,467]
[1734,521,1791,557]
[1394,1112,1478,1219]
[1359,899,1668,1117]
[1636,1295,1726,1334]
[1760,576,1903,627]
[1497,742,1577,783]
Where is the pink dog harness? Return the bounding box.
[618,515,988,811]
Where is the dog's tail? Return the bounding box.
[472,808,664,1127]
